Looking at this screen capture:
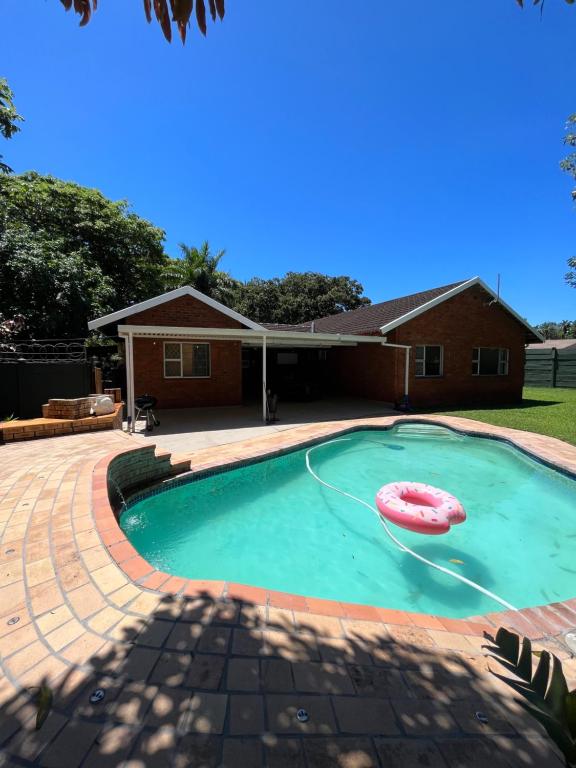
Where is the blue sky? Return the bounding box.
[2,1,575,323]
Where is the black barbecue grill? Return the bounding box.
[135,394,160,432]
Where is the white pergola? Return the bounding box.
[118,324,411,430]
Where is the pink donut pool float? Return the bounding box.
[375,482,466,535]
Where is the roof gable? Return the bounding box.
[312,280,469,334]
[313,277,543,343]
[88,286,265,332]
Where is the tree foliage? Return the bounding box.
[232,272,371,325]
[535,320,576,340]
[563,115,576,288]
[57,0,576,44]
[59,0,225,43]
[0,78,23,175]
[516,0,575,7]
[0,173,168,338]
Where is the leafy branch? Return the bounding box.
[562,115,576,288]
[485,627,576,767]
[516,0,575,7]
[0,79,24,175]
[59,0,225,43]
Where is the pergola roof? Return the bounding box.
[118,324,400,348]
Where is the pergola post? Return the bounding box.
[125,332,136,432]
[404,346,410,398]
[262,335,267,423]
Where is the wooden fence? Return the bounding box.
[525,348,576,388]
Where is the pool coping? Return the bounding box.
[92,414,576,643]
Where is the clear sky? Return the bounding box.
[2,1,575,324]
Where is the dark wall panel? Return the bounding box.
[0,363,92,419]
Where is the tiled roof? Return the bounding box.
[310,280,469,334]
[526,339,576,350]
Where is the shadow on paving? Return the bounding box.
[0,592,565,768]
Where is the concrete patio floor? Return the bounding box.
[1,417,576,766]
[129,397,396,454]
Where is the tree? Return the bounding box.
[59,0,225,43]
[0,173,168,338]
[562,115,576,288]
[163,241,240,305]
[534,320,576,339]
[0,78,23,174]
[232,272,371,325]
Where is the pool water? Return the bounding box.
[121,425,576,618]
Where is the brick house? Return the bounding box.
[88,276,542,425]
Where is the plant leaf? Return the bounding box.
[532,650,551,697]
[154,0,172,41]
[196,0,207,35]
[143,0,152,23]
[35,685,53,730]
[566,691,576,740]
[208,0,216,21]
[545,655,569,720]
[517,701,576,764]
[516,636,533,683]
[215,0,225,20]
[172,0,193,43]
[488,628,576,767]
[494,627,520,665]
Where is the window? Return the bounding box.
[472,348,509,376]
[415,345,443,377]
[164,342,210,378]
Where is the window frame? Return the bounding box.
[414,344,444,378]
[472,347,509,377]
[163,341,211,379]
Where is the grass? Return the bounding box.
[431,387,576,446]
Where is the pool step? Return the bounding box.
[392,422,464,440]
[107,446,192,511]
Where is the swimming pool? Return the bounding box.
[120,424,576,618]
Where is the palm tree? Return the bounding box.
[164,241,240,306]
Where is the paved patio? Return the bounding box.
[128,397,395,454]
[1,417,575,766]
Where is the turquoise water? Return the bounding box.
[121,425,576,618]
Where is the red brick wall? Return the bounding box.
[126,294,246,409]
[329,285,527,407]
[327,344,398,402]
[128,294,246,329]
[133,338,242,409]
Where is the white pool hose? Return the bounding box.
[305,438,518,613]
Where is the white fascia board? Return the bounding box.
[378,276,544,342]
[87,285,265,332]
[118,325,391,345]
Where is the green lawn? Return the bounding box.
[431,387,576,446]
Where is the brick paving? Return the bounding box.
[1,416,575,766]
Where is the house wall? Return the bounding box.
[327,343,399,402]
[127,294,245,409]
[329,284,526,407]
[133,338,242,409]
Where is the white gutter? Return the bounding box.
[118,325,393,346]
